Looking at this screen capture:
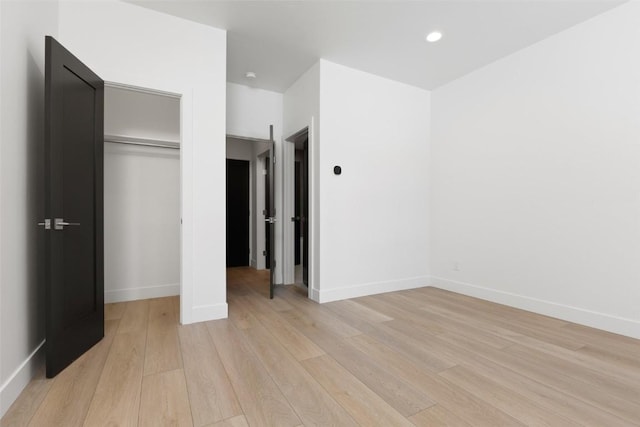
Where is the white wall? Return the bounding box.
[317,60,431,302]
[283,63,320,140]
[226,138,255,161]
[104,144,180,303]
[226,83,284,277]
[283,63,320,293]
[104,87,180,303]
[227,83,282,140]
[58,0,227,324]
[105,86,180,142]
[0,0,58,417]
[430,2,640,339]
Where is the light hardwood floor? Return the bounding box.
[3,267,640,426]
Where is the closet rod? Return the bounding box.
[104,134,180,150]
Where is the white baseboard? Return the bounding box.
[309,287,320,303]
[187,302,228,324]
[105,283,180,303]
[317,276,430,303]
[0,340,45,419]
[430,276,640,340]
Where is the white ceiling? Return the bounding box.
[129,0,625,93]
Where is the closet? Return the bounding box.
[103,84,180,303]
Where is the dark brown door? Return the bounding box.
[294,161,301,265]
[264,159,271,269]
[301,137,309,287]
[226,159,250,267]
[294,137,309,287]
[43,36,104,378]
[267,143,276,298]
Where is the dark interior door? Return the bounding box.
[301,137,309,286]
[291,132,309,287]
[44,36,104,378]
[226,159,250,267]
[264,157,271,269]
[266,143,276,298]
[294,161,301,265]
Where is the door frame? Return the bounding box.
[283,122,316,299]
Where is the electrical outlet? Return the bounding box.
[453,261,461,271]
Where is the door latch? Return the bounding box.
[37,219,51,230]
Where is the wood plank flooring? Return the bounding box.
[2,267,640,426]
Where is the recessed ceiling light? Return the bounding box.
[245,71,256,79]
[426,31,443,43]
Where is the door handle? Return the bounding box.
[54,218,80,230]
[265,217,276,224]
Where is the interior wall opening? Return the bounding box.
[103,83,181,310]
[293,135,309,287]
[225,134,272,299]
[284,127,310,293]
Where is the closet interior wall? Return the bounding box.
[104,85,181,303]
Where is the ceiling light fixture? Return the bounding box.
[245,71,257,79]
[426,31,443,43]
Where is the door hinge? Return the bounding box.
[263,250,266,256]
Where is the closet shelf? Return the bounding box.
[104,134,180,149]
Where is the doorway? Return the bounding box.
[103,83,181,306]
[294,136,309,286]
[225,130,275,298]
[285,127,310,289]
